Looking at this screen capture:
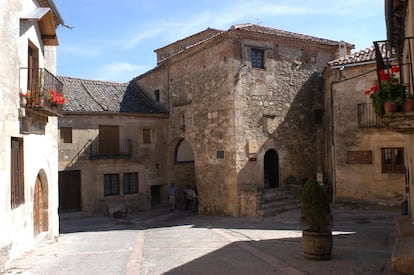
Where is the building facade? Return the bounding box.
[134,24,353,217]
[57,77,169,215]
[324,46,406,206]
[0,0,63,270]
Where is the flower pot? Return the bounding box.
[404,98,414,112]
[302,230,332,260]
[34,96,44,107]
[383,101,398,114]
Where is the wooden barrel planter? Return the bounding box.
[302,230,332,260]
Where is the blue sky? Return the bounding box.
[54,0,386,83]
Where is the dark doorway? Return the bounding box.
[264,149,279,189]
[151,185,161,206]
[58,170,81,212]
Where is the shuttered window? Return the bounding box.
[143,128,151,144]
[60,127,72,143]
[11,137,24,208]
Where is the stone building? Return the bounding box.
[324,46,405,206]
[0,0,63,271]
[57,77,169,215]
[133,24,353,217]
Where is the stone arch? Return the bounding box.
[168,138,196,209]
[264,149,279,189]
[33,170,49,237]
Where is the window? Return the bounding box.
[60,127,72,143]
[251,48,264,68]
[175,139,194,163]
[104,174,119,196]
[11,137,24,208]
[143,128,152,144]
[154,90,160,102]
[381,148,404,173]
[123,172,138,194]
[99,125,119,155]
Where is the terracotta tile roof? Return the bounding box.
[231,23,353,47]
[58,76,167,114]
[328,43,393,67]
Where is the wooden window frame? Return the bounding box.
[123,172,139,194]
[60,127,73,143]
[251,48,264,69]
[11,137,24,208]
[154,90,160,102]
[143,128,152,144]
[104,173,120,196]
[381,148,404,173]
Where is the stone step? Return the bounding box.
[261,188,295,202]
[392,236,414,274]
[258,188,300,217]
[258,201,300,217]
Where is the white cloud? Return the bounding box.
[123,28,162,50]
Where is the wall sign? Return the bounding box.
[346,151,372,164]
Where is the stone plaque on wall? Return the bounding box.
[346,151,372,164]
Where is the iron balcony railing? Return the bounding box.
[90,138,132,159]
[358,103,385,128]
[19,68,64,116]
[373,37,414,97]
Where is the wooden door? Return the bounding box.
[33,176,43,236]
[59,170,81,212]
[99,125,119,156]
[28,43,39,93]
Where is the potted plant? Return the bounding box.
[364,65,407,115]
[301,176,333,260]
[45,88,65,107]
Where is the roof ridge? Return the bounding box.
[232,23,353,47]
[58,75,127,85]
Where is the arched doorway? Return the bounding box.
[33,173,48,236]
[264,149,279,189]
[166,138,196,209]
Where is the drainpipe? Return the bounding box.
[330,81,337,205]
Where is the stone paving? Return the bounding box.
[3,206,402,275]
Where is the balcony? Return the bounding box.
[90,139,132,159]
[373,38,414,133]
[19,68,64,116]
[358,103,385,128]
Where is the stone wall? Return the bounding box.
[234,36,336,194]
[58,114,168,214]
[136,29,342,217]
[324,63,405,205]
